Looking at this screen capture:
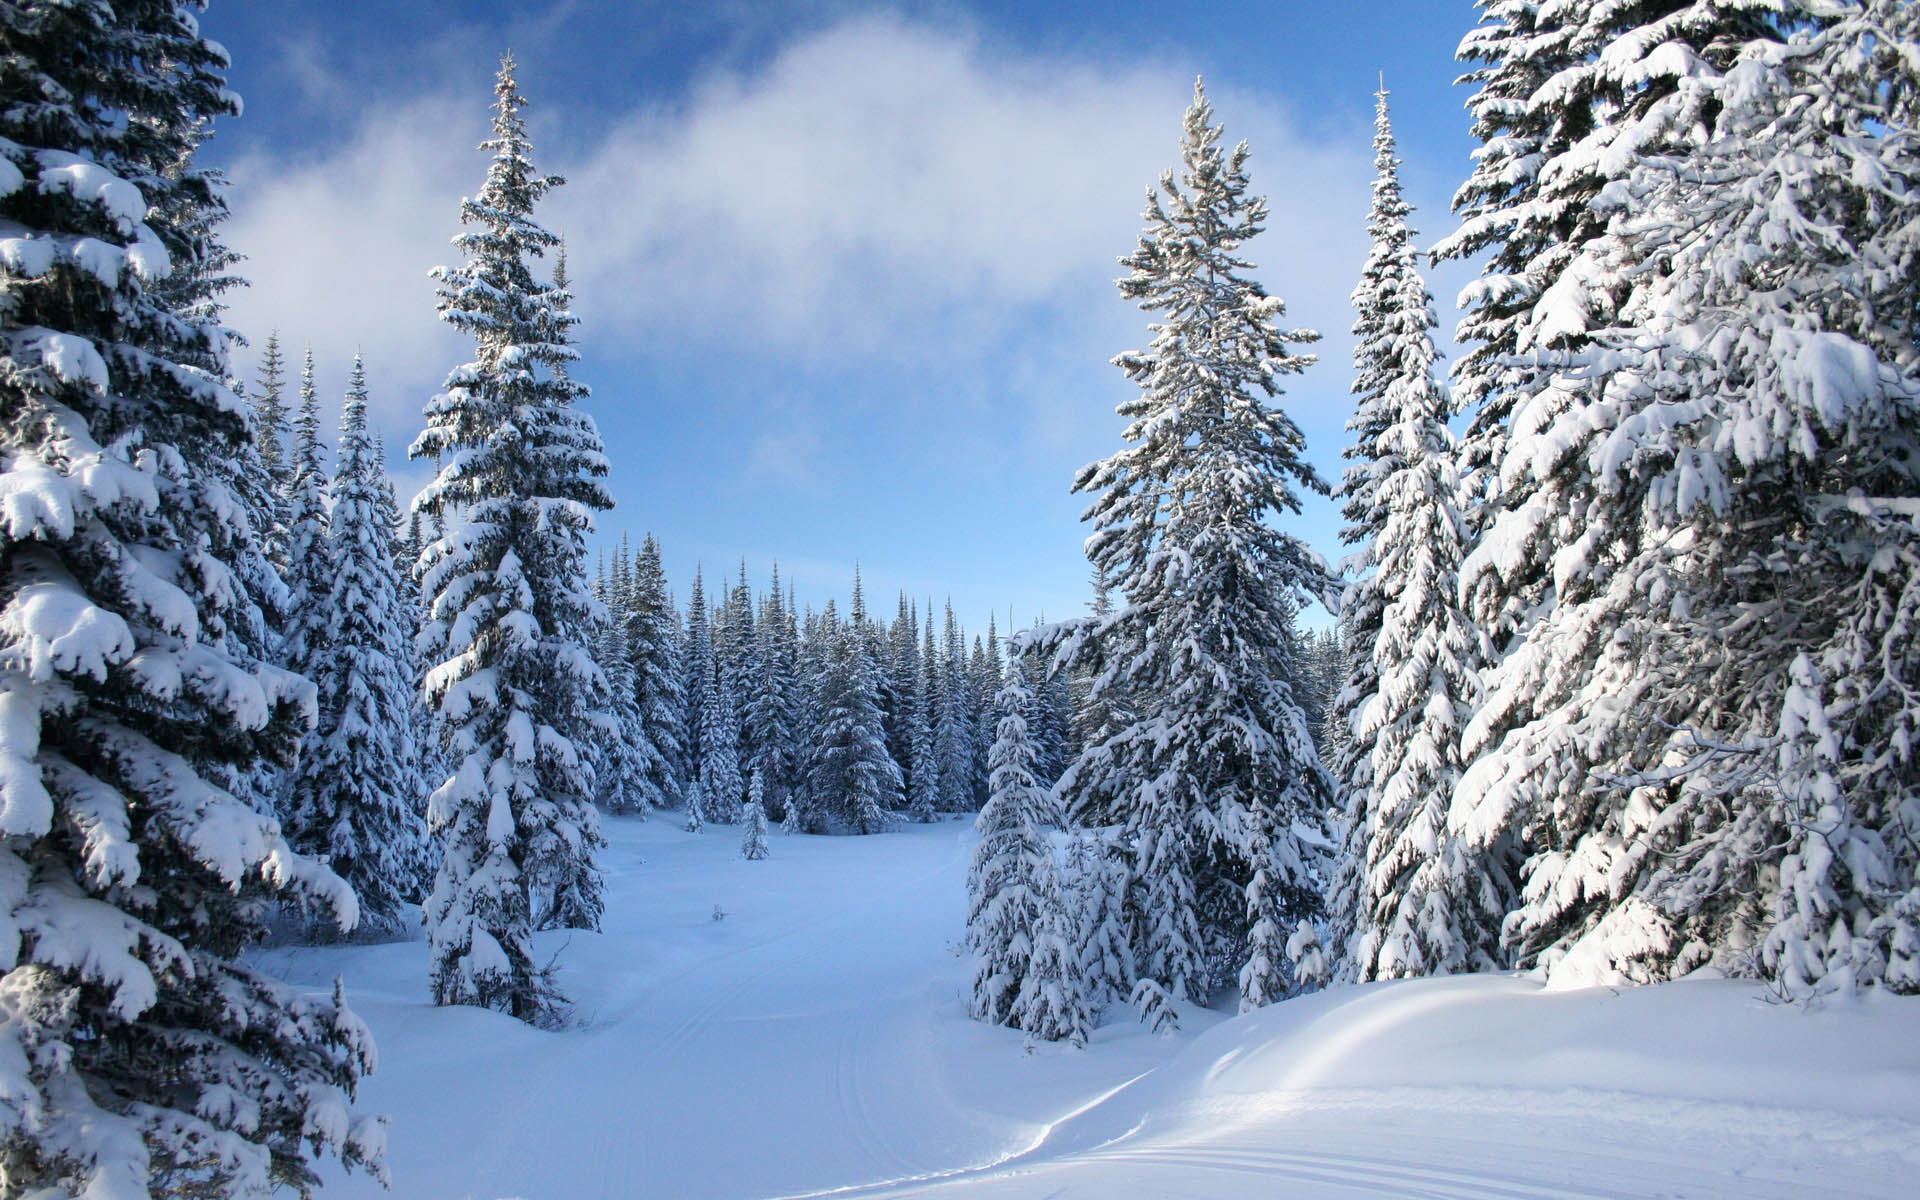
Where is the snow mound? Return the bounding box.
[265,819,1918,1200]
[839,974,1920,1199]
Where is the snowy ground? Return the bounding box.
[256,817,1920,1199]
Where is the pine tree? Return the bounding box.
[744,565,799,823]
[786,604,828,833]
[1329,84,1498,983]
[699,662,745,824]
[969,669,1084,1039]
[629,534,687,810]
[1051,79,1336,1007]
[287,357,428,938]
[1452,0,1920,992]
[742,772,772,861]
[935,601,974,812]
[805,580,901,833]
[906,626,940,823]
[251,330,293,562]
[1066,832,1135,1013]
[1013,884,1091,1048]
[413,56,612,1023]
[278,347,330,683]
[593,561,650,815]
[0,3,382,1191]
[254,331,291,489]
[885,593,920,784]
[682,566,712,806]
[1435,0,1783,640]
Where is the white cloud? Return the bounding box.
[222,92,481,434]
[550,14,1372,366]
[217,12,1375,487]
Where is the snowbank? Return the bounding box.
[257,817,1918,1199]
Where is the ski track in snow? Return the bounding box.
[256,817,1920,1200]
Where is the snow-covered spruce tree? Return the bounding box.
[684,781,706,834]
[590,558,649,818]
[681,566,711,807]
[743,566,798,823]
[906,633,940,823]
[0,2,384,1192]
[1063,831,1133,1014]
[804,584,901,834]
[1050,79,1336,1010]
[1435,0,1783,642]
[784,604,827,833]
[253,330,291,496]
[969,620,1000,808]
[286,357,427,938]
[143,115,295,829]
[1014,887,1091,1048]
[1327,85,1498,984]
[413,55,612,1022]
[741,771,771,861]
[968,668,1085,1041]
[934,602,974,812]
[697,661,745,824]
[628,534,686,811]
[376,446,437,897]
[1453,0,1920,992]
[885,593,919,781]
[277,348,329,684]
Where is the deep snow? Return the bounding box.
[254,817,1920,1199]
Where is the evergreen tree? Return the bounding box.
[681,566,712,800]
[906,626,940,823]
[1066,832,1135,1013]
[971,623,999,807]
[629,534,687,810]
[1013,883,1091,1048]
[1452,0,1920,992]
[786,604,828,833]
[804,581,901,833]
[592,562,650,815]
[1434,0,1781,638]
[741,772,771,861]
[278,347,330,684]
[1329,84,1498,983]
[698,661,745,824]
[935,601,974,812]
[0,3,383,1191]
[254,331,291,489]
[968,669,1083,1039]
[287,357,428,937]
[412,56,612,1023]
[1051,80,1336,1006]
[744,566,799,823]
[885,594,921,782]
[250,330,292,565]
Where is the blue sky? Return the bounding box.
[200,1,1479,635]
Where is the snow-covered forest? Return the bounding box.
[0,1,1916,1197]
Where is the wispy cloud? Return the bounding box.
[219,12,1373,435]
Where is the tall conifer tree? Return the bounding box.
[412,56,612,1023]
[1052,80,1335,1008]
[0,3,383,1191]
[1450,0,1920,992]
[287,357,428,937]
[1329,85,1497,982]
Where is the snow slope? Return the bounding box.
[258,817,1920,1199]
